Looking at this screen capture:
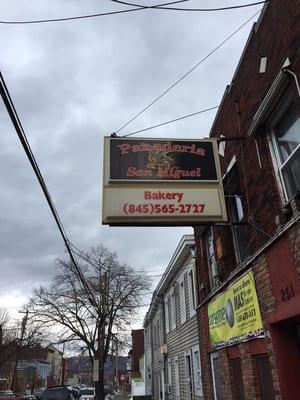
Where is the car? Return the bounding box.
[78,388,94,400]
[33,391,44,400]
[40,386,75,400]
[103,385,115,396]
[15,395,36,400]
[0,391,16,400]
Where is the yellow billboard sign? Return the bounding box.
[208,271,264,349]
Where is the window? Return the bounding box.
[270,98,300,201]
[170,289,176,330]
[229,358,245,400]
[165,288,176,333]
[164,297,169,333]
[224,162,250,263]
[179,264,196,323]
[188,269,196,317]
[255,355,275,400]
[179,277,186,324]
[192,345,203,397]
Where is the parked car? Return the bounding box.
[33,390,44,400]
[104,383,116,399]
[78,388,94,400]
[15,395,36,400]
[0,390,15,400]
[67,389,79,400]
[40,386,76,400]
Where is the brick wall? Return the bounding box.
[197,306,213,400]
[131,329,144,374]
[194,1,300,399]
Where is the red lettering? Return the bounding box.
[118,143,131,155]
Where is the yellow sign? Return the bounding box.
[208,271,264,349]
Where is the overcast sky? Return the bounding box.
[0,0,264,327]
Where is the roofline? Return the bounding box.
[143,234,195,326]
[209,4,270,138]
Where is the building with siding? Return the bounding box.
[144,235,203,400]
[193,1,300,399]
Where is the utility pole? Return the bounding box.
[115,337,119,390]
[95,271,108,400]
[59,342,66,385]
[11,310,28,391]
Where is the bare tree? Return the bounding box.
[27,245,152,400]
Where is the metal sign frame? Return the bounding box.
[102,137,227,226]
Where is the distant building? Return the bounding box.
[131,330,144,376]
[17,346,63,389]
[0,341,17,390]
[129,329,146,398]
[64,355,128,386]
[144,235,202,400]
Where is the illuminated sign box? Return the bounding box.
[102,137,227,226]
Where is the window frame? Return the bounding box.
[192,345,203,397]
[165,287,176,333]
[211,352,223,400]
[178,273,186,324]
[269,92,300,202]
[188,267,196,318]
[223,158,250,264]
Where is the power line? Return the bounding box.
[111,0,270,12]
[122,105,219,137]
[110,0,190,9]
[0,0,188,25]
[0,6,144,25]
[115,10,261,134]
[0,71,99,311]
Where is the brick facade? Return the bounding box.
[131,329,144,375]
[194,1,300,399]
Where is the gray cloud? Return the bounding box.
[0,0,263,321]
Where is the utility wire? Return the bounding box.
[111,0,270,12]
[0,6,143,24]
[0,71,99,311]
[123,105,219,137]
[115,10,261,134]
[0,0,187,25]
[110,0,190,9]
[112,0,191,7]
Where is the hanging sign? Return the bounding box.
[208,271,264,349]
[102,137,227,226]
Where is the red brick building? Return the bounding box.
[194,1,300,399]
[131,329,144,376]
